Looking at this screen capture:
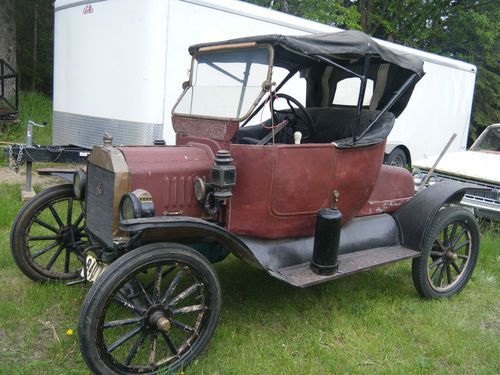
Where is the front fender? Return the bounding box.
[393,181,486,251]
[119,216,260,268]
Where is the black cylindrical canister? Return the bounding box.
[311,207,342,275]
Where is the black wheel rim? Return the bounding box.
[97,260,210,372]
[427,220,472,291]
[390,155,404,167]
[24,195,87,279]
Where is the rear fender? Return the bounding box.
[393,181,486,251]
[119,216,260,267]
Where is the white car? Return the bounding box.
[413,124,500,220]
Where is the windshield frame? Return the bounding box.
[172,43,275,122]
[470,124,500,152]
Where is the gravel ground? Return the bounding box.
[0,165,67,190]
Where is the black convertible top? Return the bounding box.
[189,30,424,77]
[190,30,424,118]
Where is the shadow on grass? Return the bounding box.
[214,255,417,317]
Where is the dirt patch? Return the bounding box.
[0,166,66,189]
[482,316,500,335]
[0,328,7,353]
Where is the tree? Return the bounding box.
[291,0,360,29]
[16,0,54,93]
[0,0,17,100]
[245,0,360,29]
[253,0,289,12]
[424,1,499,139]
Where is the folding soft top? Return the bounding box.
[189,30,424,77]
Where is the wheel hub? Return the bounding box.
[149,310,171,332]
[58,226,80,246]
[443,249,458,262]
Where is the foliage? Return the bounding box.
[424,1,499,139]
[15,0,54,93]
[295,1,361,30]
[2,91,53,145]
[246,0,361,29]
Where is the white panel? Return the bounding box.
[388,61,476,161]
[53,0,168,123]
[333,78,373,106]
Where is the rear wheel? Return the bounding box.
[384,148,407,168]
[412,206,480,299]
[10,184,87,282]
[78,243,222,375]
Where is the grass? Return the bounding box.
[1,91,53,168]
[0,181,498,374]
[2,91,53,145]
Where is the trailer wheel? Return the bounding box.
[412,206,480,299]
[384,148,407,168]
[10,184,87,282]
[78,243,222,375]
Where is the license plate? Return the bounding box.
[82,254,108,282]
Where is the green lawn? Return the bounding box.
[0,181,498,374]
[2,91,53,145]
[1,91,53,167]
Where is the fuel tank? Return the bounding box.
[118,145,214,217]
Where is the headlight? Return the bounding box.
[412,170,424,185]
[73,169,86,199]
[194,177,207,203]
[119,189,155,221]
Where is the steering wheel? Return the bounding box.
[271,93,314,140]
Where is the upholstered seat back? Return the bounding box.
[234,107,395,147]
[305,107,395,147]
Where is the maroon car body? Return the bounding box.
[122,118,414,239]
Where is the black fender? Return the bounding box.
[393,181,486,251]
[119,216,261,268]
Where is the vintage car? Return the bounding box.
[10,31,485,374]
[413,124,500,220]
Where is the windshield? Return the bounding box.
[173,47,272,120]
[471,126,500,152]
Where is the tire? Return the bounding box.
[412,206,480,299]
[384,148,407,168]
[10,184,87,282]
[78,243,222,375]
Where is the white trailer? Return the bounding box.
[52,0,477,165]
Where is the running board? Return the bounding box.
[268,246,419,288]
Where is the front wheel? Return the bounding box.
[412,206,480,299]
[78,243,222,375]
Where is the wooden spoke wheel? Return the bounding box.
[78,243,221,374]
[412,206,480,299]
[10,184,87,281]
